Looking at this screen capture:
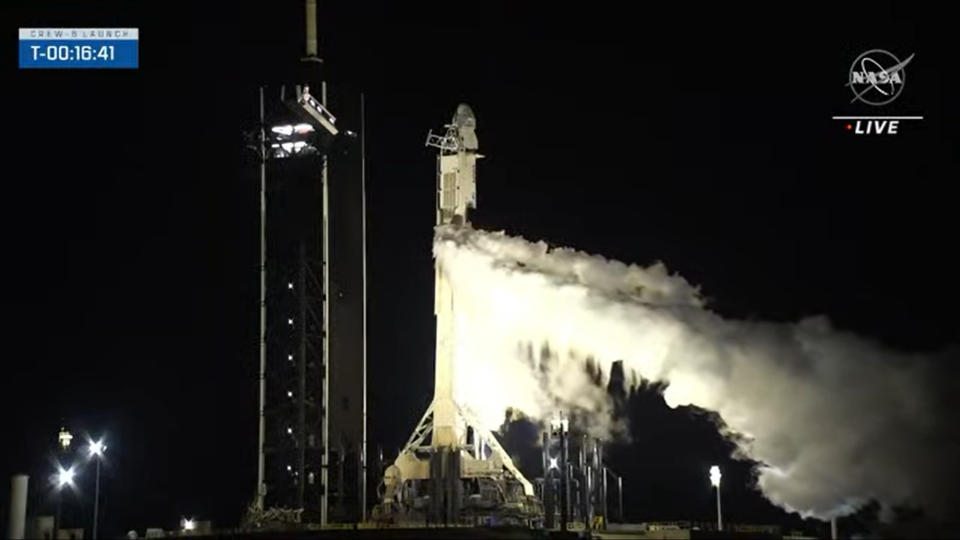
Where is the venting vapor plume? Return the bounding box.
[437,225,959,519]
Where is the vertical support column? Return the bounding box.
[542,431,554,529]
[598,441,607,529]
[256,86,268,512]
[617,475,623,523]
[54,489,62,540]
[322,83,366,524]
[338,442,346,517]
[320,80,330,527]
[93,458,101,539]
[297,242,308,508]
[446,449,461,524]
[360,92,368,523]
[474,430,482,460]
[716,483,723,532]
[429,451,444,524]
[560,424,569,532]
[580,435,590,530]
[356,449,364,523]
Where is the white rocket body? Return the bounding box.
[378,106,537,519]
[433,104,479,447]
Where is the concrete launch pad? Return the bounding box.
[172,527,583,540]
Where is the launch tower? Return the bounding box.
[245,0,367,528]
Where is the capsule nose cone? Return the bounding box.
[454,104,476,128]
[453,104,478,150]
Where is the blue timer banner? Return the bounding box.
[19,28,138,69]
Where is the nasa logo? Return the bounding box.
[833,49,921,135]
[846,49,914,106]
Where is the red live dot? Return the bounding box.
[845,124,852,130]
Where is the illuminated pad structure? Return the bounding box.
[374,105,542,524]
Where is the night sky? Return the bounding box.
[2,2,957,537]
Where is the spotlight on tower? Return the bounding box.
[270,124,314,137]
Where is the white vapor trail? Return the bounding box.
[437,225,958,519]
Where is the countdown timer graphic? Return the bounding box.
[19,28,138,69]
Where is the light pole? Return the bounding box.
[55,427,74,540]
[87,438,106,539]
[55,465,75,539]
[709,465,722,532]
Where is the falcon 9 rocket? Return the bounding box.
[374,105,542,525]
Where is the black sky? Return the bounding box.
[2,1,957,536]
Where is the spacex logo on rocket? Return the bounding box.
[832,48,923,135]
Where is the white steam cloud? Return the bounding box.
[439,225,959,519]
